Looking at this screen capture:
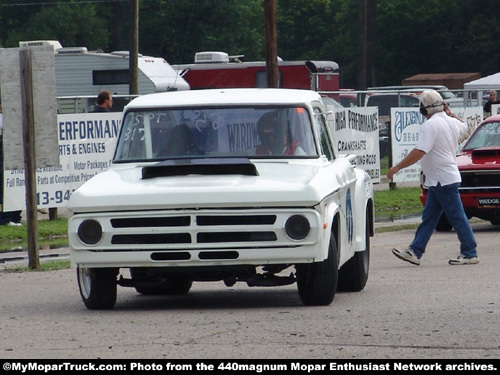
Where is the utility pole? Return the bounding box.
[19,49,39,270]
[129,0,139,95]
[264,0,279,88]
[358,0,377,89]
[357,0,367,90]
[367,0,377,87]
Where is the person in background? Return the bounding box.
[483,89,500,116]
[388,90,478,266]
[91,90,113,112]
[0,102,22,226]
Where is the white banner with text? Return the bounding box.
[331,107,381,183]
[2,113,121,211]
[390,107,483,183]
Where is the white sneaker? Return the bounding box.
[448,254,479,265]
[392,247,420,265]
[7,222,22,227]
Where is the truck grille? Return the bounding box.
[70,208,321,254]
[108,214,278,245]
[460,171,500,193]
[70,208,327,254]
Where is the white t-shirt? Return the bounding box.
[415,111,468,187]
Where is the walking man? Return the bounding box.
[388,89,478,266]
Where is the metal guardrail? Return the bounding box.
[318,88,483,108]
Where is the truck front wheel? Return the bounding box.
[77,267,118,310]
[296,232,338,306]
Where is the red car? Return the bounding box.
[421,114,500,231]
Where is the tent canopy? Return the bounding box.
[464,73,500,91]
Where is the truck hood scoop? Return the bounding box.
[471,147,500,164]
[142,158,259,179]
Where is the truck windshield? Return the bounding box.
[463,121,500,150]
[114,106,318,162]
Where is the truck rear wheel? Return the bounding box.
[77,267,118,310]
[435,212,452,232]
[296,232,338,306]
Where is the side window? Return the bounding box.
[400,95,419,108]
[313,107,335,161]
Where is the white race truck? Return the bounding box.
[68,88,374,309]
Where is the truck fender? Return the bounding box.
[353,170,374,252]
[320,200,340,262]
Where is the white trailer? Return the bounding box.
[19,41,190,112]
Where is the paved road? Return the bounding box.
[1,221,499,359]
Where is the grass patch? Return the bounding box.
[0,218,68,252]
[380,155,389,176]
[374,186,423,214]
[375,223,420,233]
[2,260,70,273]
[0,218,67,242]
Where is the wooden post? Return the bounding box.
[129,0,139,95]
[367,0,377,87]
[264,0,279,88]
[19,49,39,270]
[357,0,367,90]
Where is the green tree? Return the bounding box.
[454,0,500,76]
[0,0,109,49]
[329,0,359,88]
[3,0,500,90]
[374,0,458,84]
[139,0,265,64]
[371,0,500,85]
[276,0,339,60]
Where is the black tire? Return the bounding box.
[435,212,452,232]
[338,213,370,292]
[77,267,118,310]
[131,268,193,295]
[296,232,338,306]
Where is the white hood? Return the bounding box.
[68,160,343,213]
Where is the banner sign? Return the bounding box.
[331,107,380,183]
[390,107,482,183]
[2,113,122,211]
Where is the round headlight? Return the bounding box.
[77,219,103,245]
[284,214,311,241]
